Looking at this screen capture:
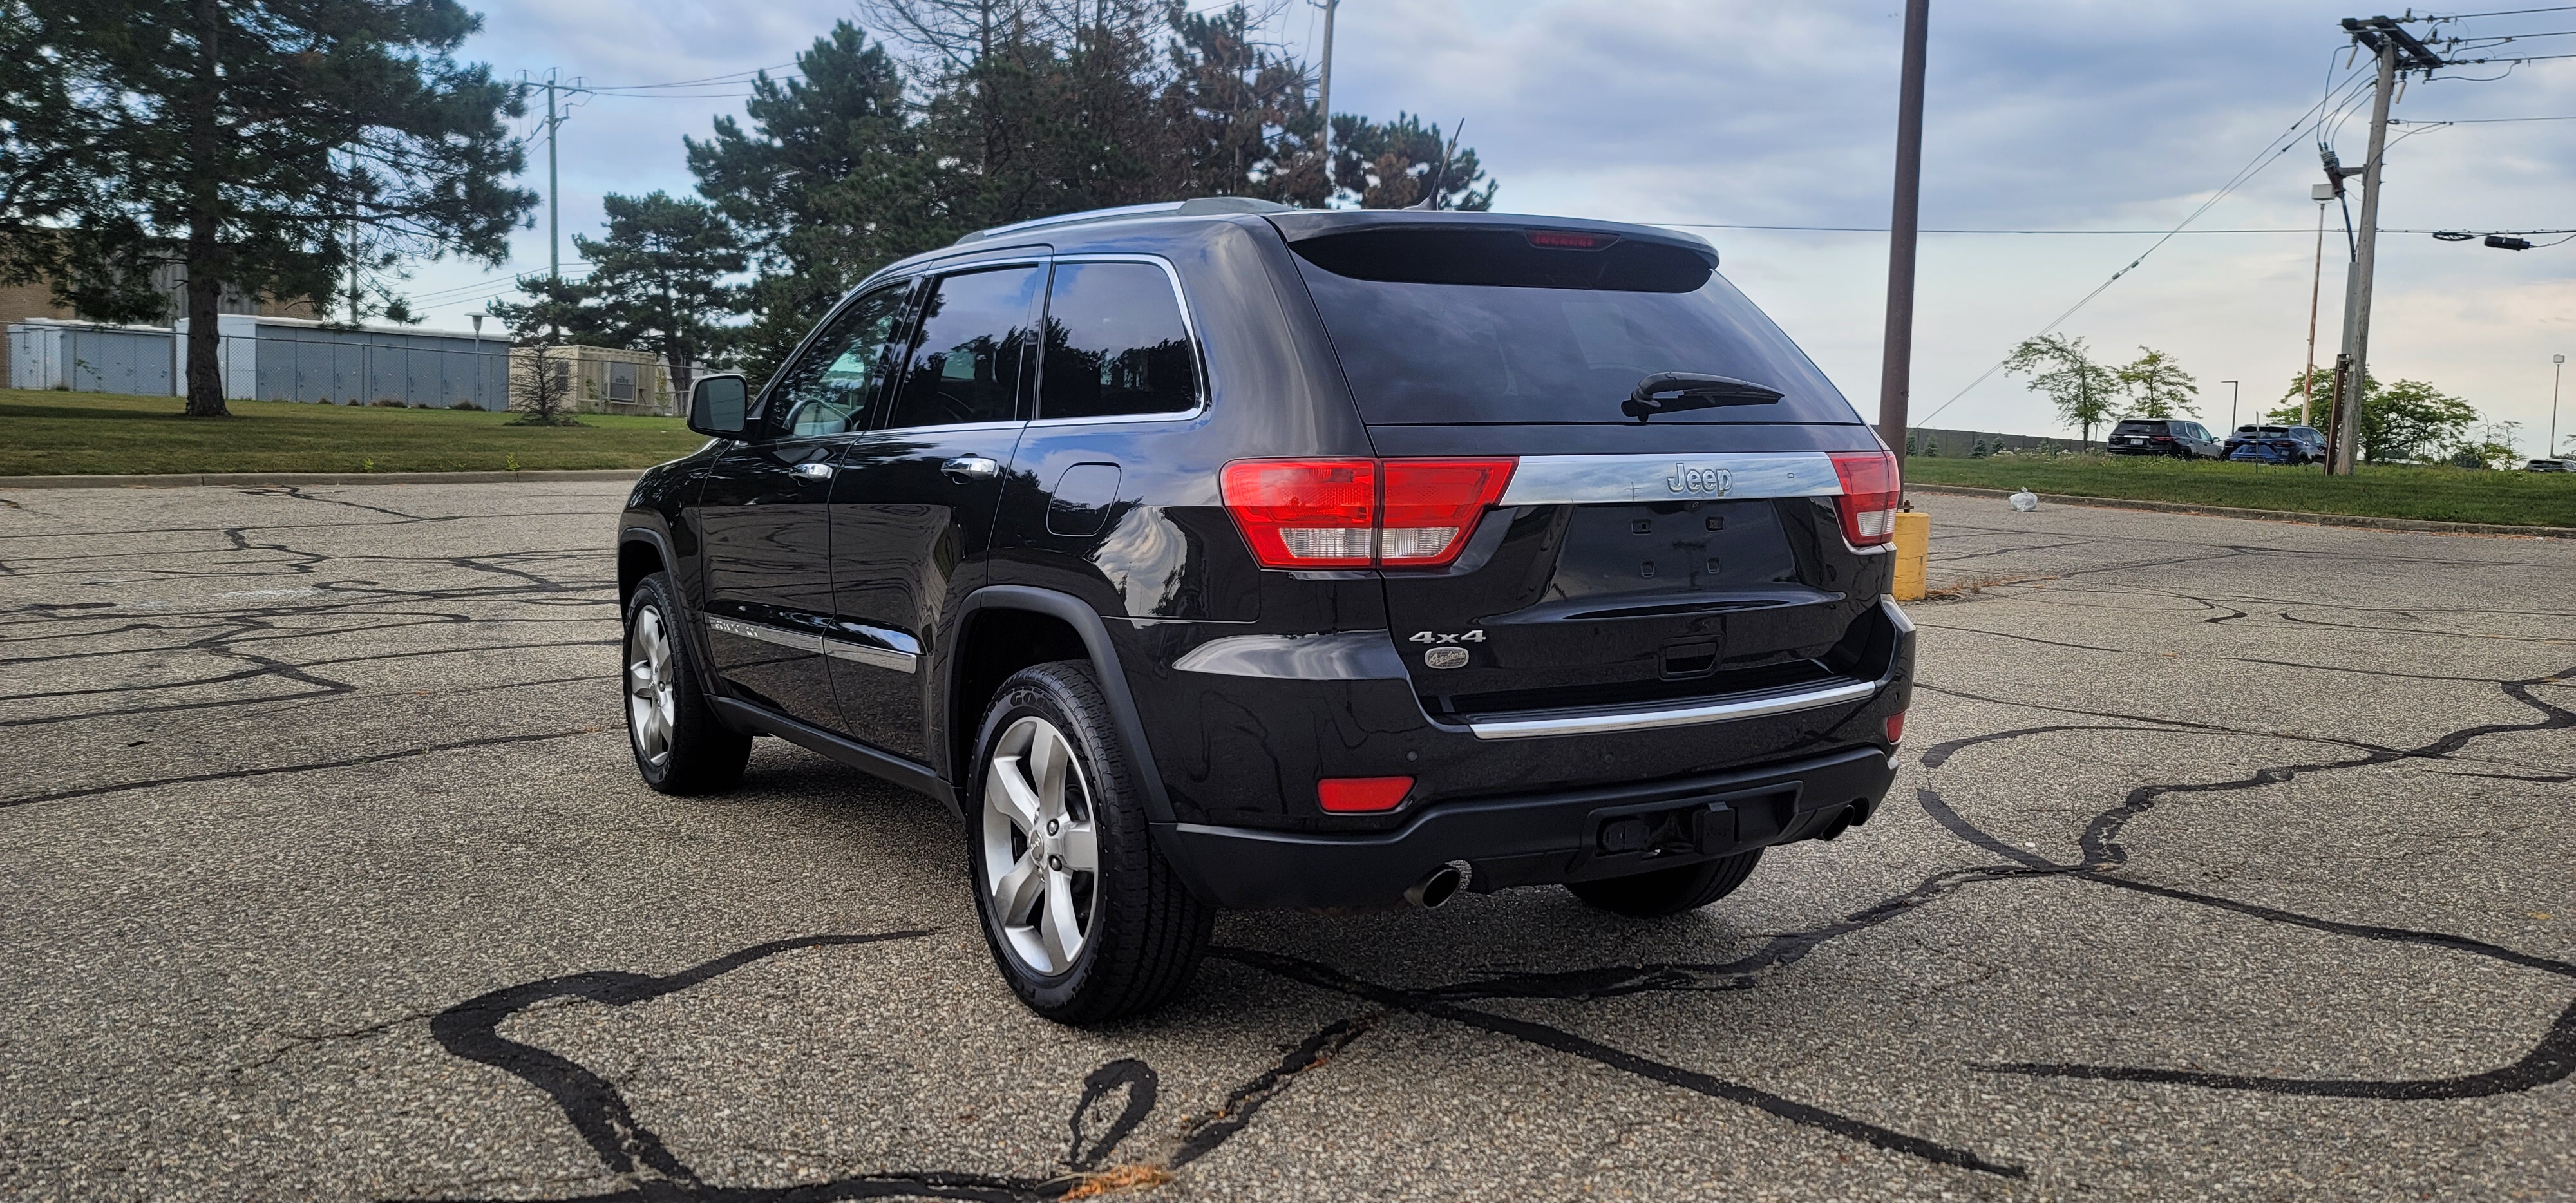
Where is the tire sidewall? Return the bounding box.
[623,580,681,790]
[965,665,1141,1016]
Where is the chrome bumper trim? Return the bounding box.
[1497,452,1841,507]
[706,614,918,674]
[1464,677,1879,741]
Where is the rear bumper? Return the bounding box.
[1157,744,1898,909]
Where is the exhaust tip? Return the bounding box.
[1405,862,1468,909]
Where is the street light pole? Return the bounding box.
[2222,380,2239,435]
[2553,354,2567,459]
[1877,0,1931,467]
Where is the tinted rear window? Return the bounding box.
[2114,421,2171,435]
[1288,232,1862,426]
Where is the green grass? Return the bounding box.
[0,388,708,475]
[1905,451,2576,527]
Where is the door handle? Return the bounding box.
[942,455,1000,482]
[791,462,835,482]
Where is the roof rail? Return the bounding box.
[952,196,1298,245]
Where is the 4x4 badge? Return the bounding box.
[1667,464,1732,495]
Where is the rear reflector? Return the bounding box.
[1830,450,1901,547]
[1222,457,1515,569]
[1318,775,1415,813]
[1884,711,1906,745]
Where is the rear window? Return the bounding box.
[1287,229,1863,426]
[2114,421,2172,435]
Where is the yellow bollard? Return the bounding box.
[1891,510,1930,602]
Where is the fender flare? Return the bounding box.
[951,585,1175,825]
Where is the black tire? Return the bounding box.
[1566,849,1764,918]
[621,571,751,795]
[965,660,1212,1024]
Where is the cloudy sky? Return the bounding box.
[408,1,2576,453]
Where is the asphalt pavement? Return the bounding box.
[1,481,2570,1202]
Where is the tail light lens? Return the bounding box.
[1830,450,1900,546]
[1218,459,1378,568]
[1318,775,1415,813]
[1222,457,1516,569]
[1379,459,1516,564]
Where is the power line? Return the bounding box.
[1915,61,2378,426]
[1659,223,2321,234]
[2392,113,2576,120]
[2411,5,2576,19]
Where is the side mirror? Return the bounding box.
[687,374,749,438]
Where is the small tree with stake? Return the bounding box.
[2005,334,2121,444]
[507,336,578,428]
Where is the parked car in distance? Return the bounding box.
[614,200,1914,1023]
[2224,424,2328,465]
[2527,457,2573,472]
[2108,418,2222,458]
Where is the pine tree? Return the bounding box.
[487,193,743,395]
[4,0,531,416]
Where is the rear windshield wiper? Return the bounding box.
[1622,372,1785,421]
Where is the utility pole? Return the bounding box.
[2553,353,2566,460]
[1316,0,1338,193]
[538,73,554,282]
[2330,17,2445,475]
[2222,380,2240,434]
[1877,0,1930,466]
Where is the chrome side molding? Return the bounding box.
[1464,677,1878,741]
[706,614,918,674]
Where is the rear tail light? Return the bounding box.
[1222,457,1516,569]
[1379,459,1516,564]
[1217,459,1377,569]
[1829,450,1901,547]
[1318,775,1414,813]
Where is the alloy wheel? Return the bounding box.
[980,715,1100,975]
[626,607,677,768]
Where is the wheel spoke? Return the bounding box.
[1041,870,1082,968]
[1027,727,1066,820]
[994,853,1045,925]
[987,755,1043,833]
[1058,820,1098,873]
[627,662,656,695]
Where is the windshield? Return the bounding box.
[1290,249,1864,427]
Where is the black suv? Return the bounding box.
[2106,417,2221,458]
[2223,424,2326,464]
[615,200,1915,1021]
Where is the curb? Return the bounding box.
[1906,483,2576,540]
[0,469,645,489]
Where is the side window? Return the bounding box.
[762,283,913,439]
[1037,261,1200,420]
[882,265,1044,430]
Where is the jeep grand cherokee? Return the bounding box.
[614,199,1915,1022]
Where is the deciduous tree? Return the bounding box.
[2117,346,2198,419]
[2005,334,2119,444]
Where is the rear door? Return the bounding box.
[1274,220,1894,726]
[825,261,1045,759]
